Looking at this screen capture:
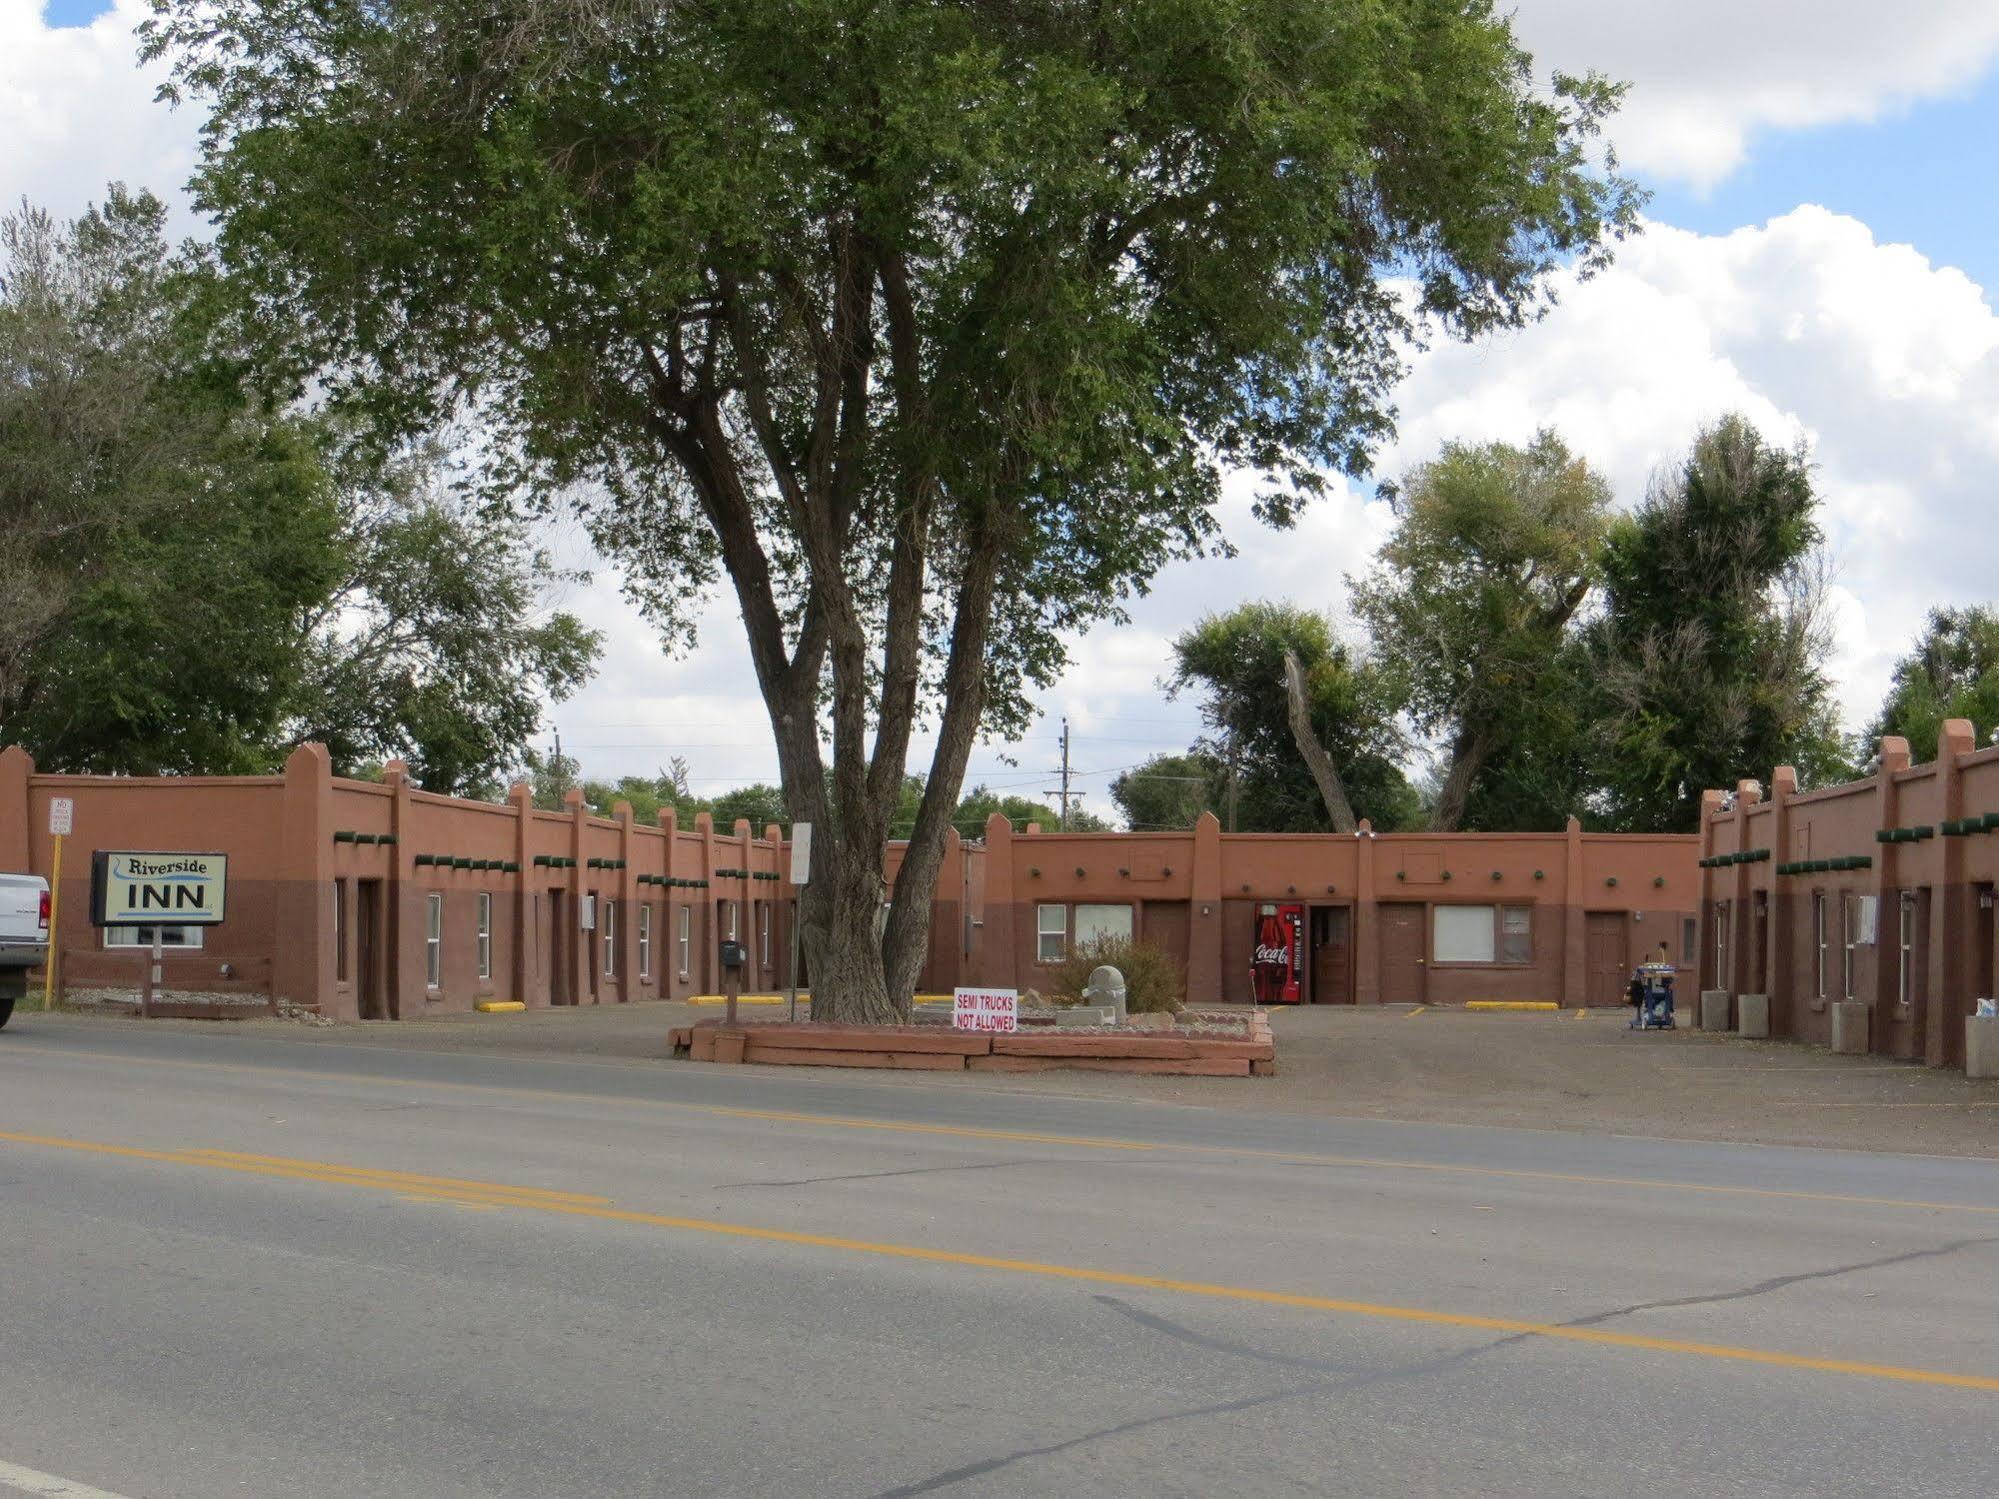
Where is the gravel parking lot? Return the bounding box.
[44,998,1999,1157]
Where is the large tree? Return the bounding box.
[0,188,345,774]
[1589,415,1848,830]
[1869,606,1999,757]
[147,0,1635,1020]
[1111,752,1227,831]
[1352,430,1611,830]
[1168,603,1421,832]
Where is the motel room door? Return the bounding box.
[1377,904,1425,1005]
[1585,912,1627,1009]
[1308,905,1352,1004]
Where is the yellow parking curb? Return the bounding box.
[474,1001,527,1014]
[1464,1000,1560,1012]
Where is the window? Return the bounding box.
[603,899,617,976]
[1842,893,1860,999]
[1433,905,1496,963]
[1813,892,1828,998]
[759,902,770,967]
[1681,916,1697,965]
[723,900,738,942]
[1498,906,1532,964]
[1713,903,1729,989]
[103,925,204,950]
[639,904,652,980]
[425,893,443,988]
[476,892,492,982]
[1898,894,1917,1008]
[1074,904,1133,948]
[333,880,348,982]
[678,904,691,978]
[1036,904,1066,963]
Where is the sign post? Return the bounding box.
[41,798,72,1011]
[787,823,811,1023]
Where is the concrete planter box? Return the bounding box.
[1699,989,1731,1032]
[1736,993,1770,1039]
[1967,1015,1999,1079]
[1830,1001,1870,1056]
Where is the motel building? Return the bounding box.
[3,742,1697,1022]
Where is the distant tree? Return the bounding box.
[1590,415,1849,830]
[951,784,1109,836]
[708,783,791,833]
[1869,607,1999,757]
[1169,604,1419,832]
[0,188,345,774]
[1353,431,1610,831]
[526,747,582,811]
[147,0,1636,1021]
[291,441,601,797]
[1111,753,1226,831]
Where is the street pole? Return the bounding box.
[724,960,740,1028]
[787,899,802,1023]
[40,833,62,1012]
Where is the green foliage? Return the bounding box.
[1048,935,1185,1016]
[1869,607,1999,759]
[708,783,791,834]
[294,442,601,797]
[1353,430,1611,830]
[1169,603,1420,831]
[1589,415,1846,829]
[951,783,1110,836]
[1111,752,1226,831]
[0,189,346,774]
[143,0,1637,1014]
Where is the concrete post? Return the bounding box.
[1737,993,1771,1039]
[984,812,1017,990]
[1354,819,1378,1006]
[276,744,336,1017]
[1930,720,1975,1067]
[0,745,31,873]
[1831,1000,1870,1055]
[1190,812,1223,1004]
[1562,816,1586,1008]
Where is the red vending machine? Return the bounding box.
[1251,902,1305,1004]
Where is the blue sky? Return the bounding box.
[42,0,111,26]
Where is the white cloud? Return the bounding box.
[1509,1,1999,187]
[0,2,200,228]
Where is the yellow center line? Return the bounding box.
[5,1126,1996,1396]
[8,1044,1999,1218]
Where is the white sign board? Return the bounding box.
[91,851,228,926]
[952,986,1019,1033]
[789,822,812,886]
[48,797,73,837]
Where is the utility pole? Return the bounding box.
[1044,717,1077,830]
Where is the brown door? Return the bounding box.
[1310,905,1352,1004]
[1142,901,1191,971]
[355,880,386,1020]
[1586,912,1627,1009]
[547,890,570,1005]
[1753,893,1770,993]
[1378,903,1425,1005]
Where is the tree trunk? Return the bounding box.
[1429,724,1491,832]
[1283,649,1357,833]
[800,846,899,1025]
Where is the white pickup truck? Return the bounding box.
[0,872,51,1029]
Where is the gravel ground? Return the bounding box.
[53,999,1999,1157]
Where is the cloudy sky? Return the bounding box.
[9,1,1999,819]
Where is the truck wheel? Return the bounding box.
[0,996,14,1030]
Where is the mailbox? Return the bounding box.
[718,940,748,970]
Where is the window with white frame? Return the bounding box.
[1036,904,1066,963]
[678,904,691,978]
[476,892,492,982]
[603,899,617,976]
[1074,903,1133,948]
[722,900,738,942]
[1842,893,1860,999]
[1813,892,1828,998]
[426,893,443,988]
[1713,903,1729,989]
[103,924,204,950]
[1433,905,1496,963]
[639,903,652,979]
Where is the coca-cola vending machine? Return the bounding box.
[1251,902,1305,1004]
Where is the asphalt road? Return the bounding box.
[1,1016,1995,1498]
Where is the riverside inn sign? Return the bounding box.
[88,851,229,927]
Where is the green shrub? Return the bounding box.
[1049,935,1185,1015]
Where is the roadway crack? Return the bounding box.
[715,1157,1049,1190]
